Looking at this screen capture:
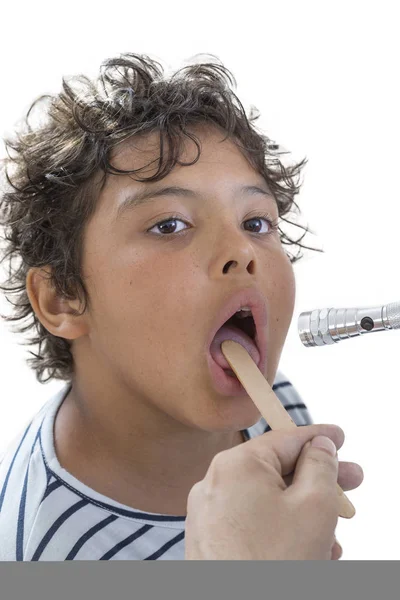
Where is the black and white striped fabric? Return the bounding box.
[0,372,312,561]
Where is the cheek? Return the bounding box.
[90,244,166,310]
[88,249,191,348]
[269,259,296,332]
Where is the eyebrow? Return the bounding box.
[115,184,277,221]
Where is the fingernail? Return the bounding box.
[337,541,343,558]
[311,436,337,457]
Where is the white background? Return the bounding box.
[0,0,399,560]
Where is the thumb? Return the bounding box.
[290,436,339,496]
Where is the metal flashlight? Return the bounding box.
[298,301,400,347]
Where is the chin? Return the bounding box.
[196,396,263,434]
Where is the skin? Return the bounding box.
[26,125,363,530]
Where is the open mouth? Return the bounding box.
[209,309,261,373]
[205,289,268,395]
[222,313,256,376]
[207,310,263,396]
[225,312,256,339]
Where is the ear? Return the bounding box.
[26,267,89,340]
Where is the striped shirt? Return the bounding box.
[0,371,312,561]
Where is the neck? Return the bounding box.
[54,379,246,516]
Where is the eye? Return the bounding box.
[147,213,279,237]
[148,216,188,236]
[244,216,276,234]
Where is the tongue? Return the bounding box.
[210,323,260,370]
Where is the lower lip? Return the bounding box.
[206,347,265,397]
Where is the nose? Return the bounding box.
[222,256,254,275]
[208,228,257,279]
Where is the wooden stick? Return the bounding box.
[221,340,355,519]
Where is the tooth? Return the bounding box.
[235,309,252,319]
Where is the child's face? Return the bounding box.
[79,125,295,431]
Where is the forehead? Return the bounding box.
[95,125,277,218]
[110,125,261,178]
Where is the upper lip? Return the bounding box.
[206,287,268,368]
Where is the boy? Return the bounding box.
[0,53,330,560]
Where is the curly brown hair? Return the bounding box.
[0,52,322,384]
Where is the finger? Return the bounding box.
[246,424,344,477]
[284,461,364,492]
[337,462,364,491]
[331,538,343,560]
[283,473,293,487]
[289,435,339,496]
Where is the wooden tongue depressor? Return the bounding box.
[221,340,355,519]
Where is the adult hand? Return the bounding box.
[283,457,363,559]
[185,424,363,560]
